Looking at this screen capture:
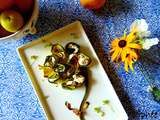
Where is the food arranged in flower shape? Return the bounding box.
[39,42,91,90]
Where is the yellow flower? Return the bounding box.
[124,53,137,72]
[110,32,142,72]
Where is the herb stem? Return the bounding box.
[79,84,89,120]
[79,69,90,120]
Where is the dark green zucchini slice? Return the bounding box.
[48,72,60,83]
[44,55,58,68]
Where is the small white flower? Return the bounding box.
[130,19,150,38]
[147,86,153,92]
[130,19,148,32]
[138,31,151,38]
[142,38,159,50]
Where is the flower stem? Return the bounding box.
[137,62,154,88]
[137,62,160,102]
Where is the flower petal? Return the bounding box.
[130,19,148,33]
[129,50,138,60]
[121,47,132,61]
[121,49,127,62]
[110,48,115,53]
[111,48,120,61]
[126,32,136,42]
[128,43,142,49]
[125,47,132,54]
[142,38,159,50]
[115,48,122,62]
[138,31,151,38]
[128,58,134,72]
[111,38,119,47]
[124,59,129,72]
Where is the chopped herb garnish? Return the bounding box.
[30,55,39,65]
[42,39,46,43]
[102,99,110,105]
[45,96,49,99]
[94,107,105,117]
[31,55,38,60]
[102,99,115,112]
[94,107,101,113]
[101,111,105,117]
[44,43,53,48]
[70,33,79,39]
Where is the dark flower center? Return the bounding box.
[118,40,127,48]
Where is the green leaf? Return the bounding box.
[151,87,160,102]
[136,38,143,44]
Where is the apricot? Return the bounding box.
[80,0,106,9]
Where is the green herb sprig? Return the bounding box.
[102,100,110,105]
[31,55,38,60]
[70,33,79,39]
[30,55,39,65]
[94,107,105,117]
[44,43,53,48]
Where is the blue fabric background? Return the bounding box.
[0,0,160,120]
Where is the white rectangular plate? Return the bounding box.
[17,21,128,120]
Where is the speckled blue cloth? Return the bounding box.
[0,0,160,120]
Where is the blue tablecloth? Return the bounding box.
[0,0,160,120]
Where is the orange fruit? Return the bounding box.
[80,0,106,9]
